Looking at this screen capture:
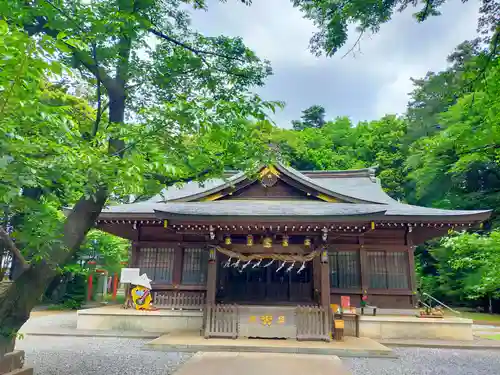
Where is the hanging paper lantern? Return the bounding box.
[247,235,254,246]
[282,235,289,247]
[225,236,232,245]
[263,236,272,248]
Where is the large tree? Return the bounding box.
[291,105,327,130]
[0,0,280,353]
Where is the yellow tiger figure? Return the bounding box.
[130,285,153,310]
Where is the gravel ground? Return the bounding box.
[16,336,193,375]
[344,347,500,375]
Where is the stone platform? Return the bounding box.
[359,315,473,341]
[145,331,395,358]
[77,306,203,333]
[76,306,474,342]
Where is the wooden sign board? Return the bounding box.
[341,296,350,308]
[334,320,345,329]
[238,305,296,339]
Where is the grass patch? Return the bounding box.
[446,308,500,323]
[480,334,500,341]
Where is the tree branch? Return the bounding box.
[91,43,102,137]
[148,28,246,63]
[341,30,364,59]
[24,17,117,94]
[0,227,29,269]
[148,168,214,187]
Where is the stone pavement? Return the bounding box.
[146,331,394,358]
[380,337,500,349]
[172,352,349,375]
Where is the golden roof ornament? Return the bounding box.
[247,235,254,246]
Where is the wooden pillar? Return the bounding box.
[131,241,139,267]
[406,229,417,306]
[206,248,217,305]
[87,273,93,302]
[319,251,330,309]
[358,236,369,295]
[173,245,183,285]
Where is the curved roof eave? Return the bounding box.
[273,163,388,204]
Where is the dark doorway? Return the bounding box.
[216,256,313,304]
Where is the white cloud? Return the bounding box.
[188,0,481,125]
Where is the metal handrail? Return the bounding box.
[422,292,461,315]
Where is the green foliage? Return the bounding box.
[60,273,87,309]
[273,114,407,199]
[291,0,499,56]
[406,58,500,221]
[441,230,500,301]
[292,105,327,130]
[0,2,281,268]
[77,230,129,273]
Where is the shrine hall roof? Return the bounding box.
[146,163,396,204]
[99,200,490,222]
[98,161,491,223]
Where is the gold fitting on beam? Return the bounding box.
[263,236,272,248]
[282,235,289,247]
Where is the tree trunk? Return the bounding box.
[489,294,493,314]
[0,189,108,351]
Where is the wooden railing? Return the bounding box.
[204,304,239,339]
[153,291,205,310]
[295,305,331,342]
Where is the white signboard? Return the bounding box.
[120,268,152,289]
[120,268,140,283]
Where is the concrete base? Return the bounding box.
[146,331,395,358]
[359,316,474,341]
[174,352,349,375]
[77,307,203,333]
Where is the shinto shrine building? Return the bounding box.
[91,163,490,340]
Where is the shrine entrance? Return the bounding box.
[216,255,314,304]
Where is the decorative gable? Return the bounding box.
[202,165,343,202]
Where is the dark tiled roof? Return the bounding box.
[148,162,394,204]
[100,200,491,221]
[98,163,491,222]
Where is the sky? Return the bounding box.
[188,0,481,128]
